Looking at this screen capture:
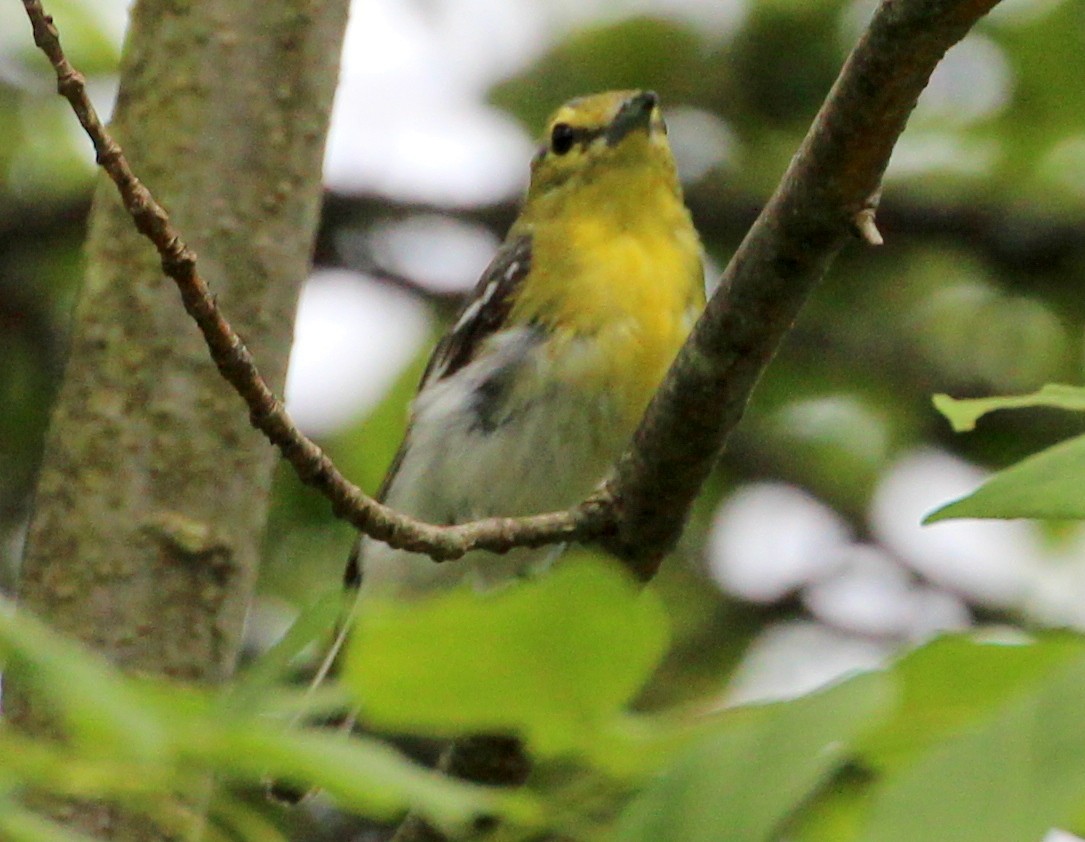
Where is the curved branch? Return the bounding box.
[21,0,1000,579]
[19,0,614,563]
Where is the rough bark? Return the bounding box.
[11,0,350,838]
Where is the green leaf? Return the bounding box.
[792,635,1085,840]
[0,595,532,834]
[0,801,104,842]
[925,432,1085,522]
[614,671,892,842]
[933,384,1085,432]
[858,634,1085,772]
[199,723,540,833]
[207,793,291,842]
[343,556,669,764]
[0,597,169,759]
[225,587,347,714]
[787,768,871,842]
[860,653,1085,842]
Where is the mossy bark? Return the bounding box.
[12,0,350,837]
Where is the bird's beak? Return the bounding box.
[606,90,659,147]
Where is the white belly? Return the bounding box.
[358,331,628,595]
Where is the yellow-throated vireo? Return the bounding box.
[349,89,705,595]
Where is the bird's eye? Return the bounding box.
[550,123,575,155]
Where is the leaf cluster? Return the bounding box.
[5,557,1085,841]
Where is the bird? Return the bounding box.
[348,89,704,597]
[269,90,706,808]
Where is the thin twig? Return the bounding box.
[19,0,614,563]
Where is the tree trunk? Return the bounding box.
[10,0,350,837]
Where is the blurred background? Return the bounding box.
[3,0,1085,775]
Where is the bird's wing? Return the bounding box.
[342,233,534,589]
[420,233,533,386]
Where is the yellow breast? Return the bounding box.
[511,174,704,427]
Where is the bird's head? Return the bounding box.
[524,90,677,202]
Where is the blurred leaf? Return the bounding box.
[0,802,103,842]
[0,731,186,809]
[226,587,346,713]
[933,384,1085,432]
[788,767,872,842]
[859,653,1085,842]
[1,712,523,840]
[0,597,542,834]
[925,432,1085,522]
[344,556,669,765]
[0,596,169,759]
[490,18,704,132]
[614,671,890,842]
[791,635,1085,840]
[202,723,539,832]
[858,634,1085,772]
[207,794,290,842]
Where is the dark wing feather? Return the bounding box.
[343,234,533,590]
[421,234,533,386]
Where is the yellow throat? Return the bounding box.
[510,90,705,425]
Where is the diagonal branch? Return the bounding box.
[21,0,1000,580]
[603,0,1001,578]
